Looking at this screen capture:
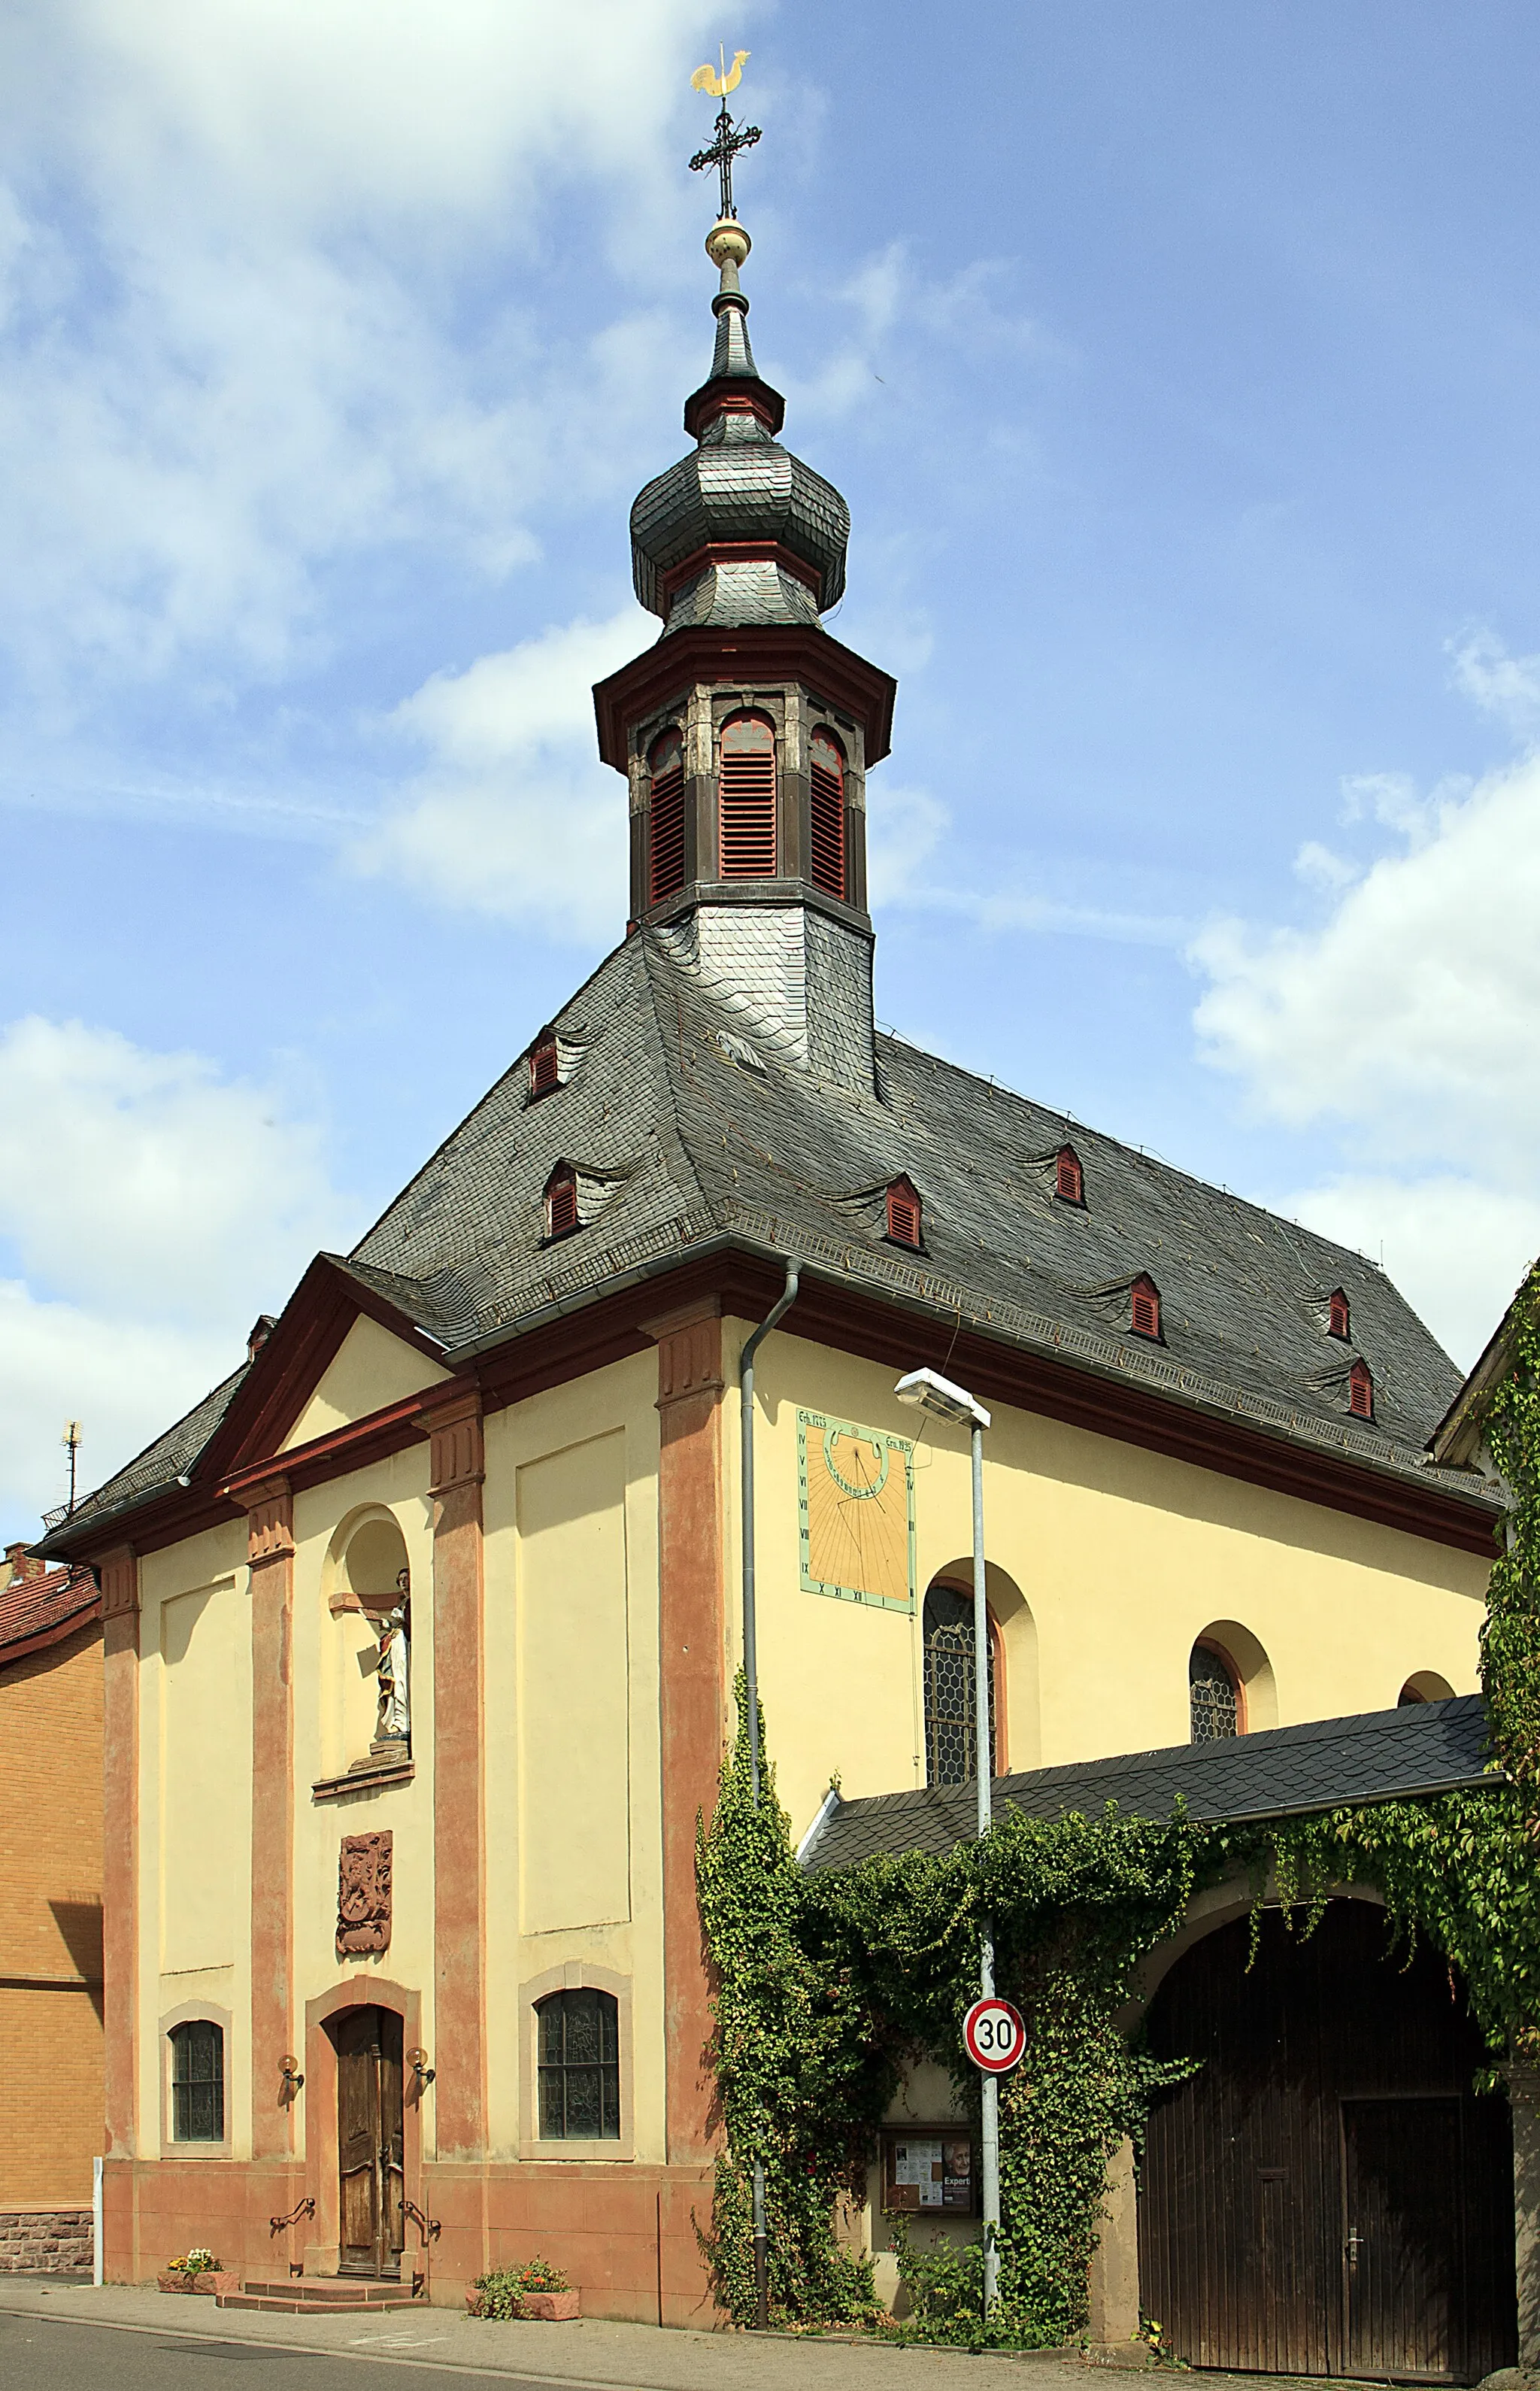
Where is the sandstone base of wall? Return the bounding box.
[0,2205,93,2273]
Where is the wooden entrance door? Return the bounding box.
[1138,1905,1518,2380]
[335,2007,405,2277]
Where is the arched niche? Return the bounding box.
[1399,1668,1457,1706]
[1192,1616,1278,1736]
[924,1558,1040,1774]
[319,1507,411,1778]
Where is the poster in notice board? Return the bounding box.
[883,2131,975,2214]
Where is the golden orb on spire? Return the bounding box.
[705,217,750,272]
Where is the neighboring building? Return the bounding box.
[0,1543,102,2274]
[32,197,1527,2366]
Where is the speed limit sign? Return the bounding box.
[962,1995,1025,2074]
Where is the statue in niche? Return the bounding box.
[362,1565,411,1752]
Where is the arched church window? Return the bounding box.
[168,2019,225,2143]
[535,1988,620,2140]
[718,712,777,878]
[1189,1641,1241,1741]
[808,727,847,900]
[923,1582,997,1786]
[647,727,687,906]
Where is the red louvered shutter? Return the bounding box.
[718,713,777,878]
[647,727,687,906]
[529,1039,559,1097]
[545,1172,578,1239]
[886,1181,921,1247]
[1131,1277,1160,1339]
[1055,1146,1083,1203]
[1329,1289,1350,1340]
[1349,1361,1373,1419]
[808,727,846,899]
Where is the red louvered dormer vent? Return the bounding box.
[529,1037,559,1098]
[885,1179,923,1249]
[1055,1145,1084,1204]
[718,712,778,878]
[808,727,847,900]
[544,1169,579,1241]
[1130,1276,1161,1340]
[647,726,687,906]
[1348,1359,1374,1420]
[1328,1288,1350,1340]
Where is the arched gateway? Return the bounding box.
[1139,1902,1518,2381]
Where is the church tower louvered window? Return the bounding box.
[647,727,687,906]
[718,712,778,877]
[808,727,847,899]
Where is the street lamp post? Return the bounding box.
[894,1366,999,2315]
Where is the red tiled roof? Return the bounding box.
[0,1562,100,1664]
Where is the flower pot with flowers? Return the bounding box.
[159,2249,240,2299]
[467,2257,579,2322]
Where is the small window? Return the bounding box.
[1327,1288,1350,1340]
[647,727,687,906]
[718,712,777,878]
[1130,1275,1161,1340]
[922,1583,998,1787]
[885,1178,922,1249]
[529,1036,559,1098]
[1399,1670,1454,1706]
[808,727,847,900]
[1054,1145,1083,1205]
[1348,1359,1374,1420]
[1190,1643,1240,1742]
[544,1168,579,1241]
[536,1988,620,2140]
[169,2019,225,2144]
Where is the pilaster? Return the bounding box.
[245,1476,294,2159]
[645,1298,728,2165]
[425,1388,487,2160]
[99,1546,139,2164]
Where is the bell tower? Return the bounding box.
[593,102,895,1094]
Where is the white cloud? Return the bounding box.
[1284,1177,1540,1372]
[1448,628,1540,736]
[1191,749,1540,1170]
[0,1014,350,1538]
[355,607,651,940]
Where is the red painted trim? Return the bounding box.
[593,625,897,772]
[682,373,784,438]
[0,1596,100,1670]
[659,541,823,606]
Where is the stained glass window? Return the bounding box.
[169,2019,225,2143]
[923,1583,996,1787]
[536,1989,620,2141]
[1190,1644,1239,1741]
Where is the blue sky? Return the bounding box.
[5,1,1540,1537]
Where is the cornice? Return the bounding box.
[593,625,897,772]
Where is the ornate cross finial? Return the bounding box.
[689,47,760,220]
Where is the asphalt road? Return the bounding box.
[0,2309,550,2388]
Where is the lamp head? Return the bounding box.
[893,1368,991,1431]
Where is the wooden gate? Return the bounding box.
[335,2005,405,2277]
[1138,1904,1517,2380]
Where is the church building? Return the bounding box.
[36,162,1531,2373]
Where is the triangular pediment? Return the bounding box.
[280,1313,450,1450]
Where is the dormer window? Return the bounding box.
[1348,1359,1374,1420]
[647,727,687,906]
[885,1178,922,1249]
[544,1167,579,1242]
[808,727,847,900]
[718,712,778,878]
[529,1036,560,1099]
[1328,1288,1351,1341]
[1055,1145,1084,1205]
[1130,1275,1161,1340]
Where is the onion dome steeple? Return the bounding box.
[592,63,896,1094]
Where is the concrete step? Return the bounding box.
[219,2279,417,2314]
[219,2292,417,2314]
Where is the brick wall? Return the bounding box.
[0,1616,105,2204]
[0,2205,93,2274]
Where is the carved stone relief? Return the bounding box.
[336,1829,393,1956]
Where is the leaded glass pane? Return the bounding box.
[170,2020,224,2142]
[923,1585,997,1788]
[1190,1646,1238,1742]
[535,1990,620,2140]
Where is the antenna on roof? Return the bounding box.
[62,1419,83,1516]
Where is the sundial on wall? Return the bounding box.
[798,1410,916,1612]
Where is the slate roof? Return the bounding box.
[46,915,1500,1552]
[798,1695,1499,1872]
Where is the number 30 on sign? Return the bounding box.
[962,1995,1025,2074]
